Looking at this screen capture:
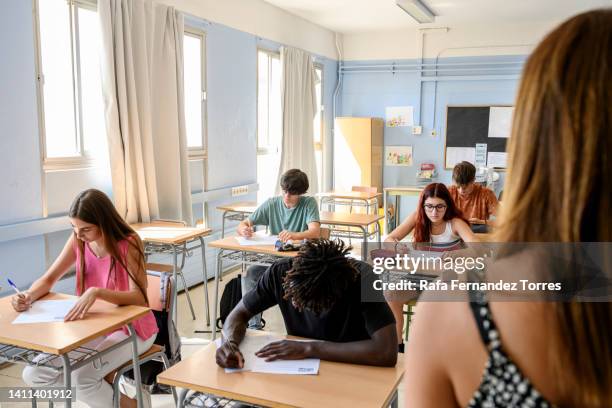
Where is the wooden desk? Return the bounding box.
[131,222,212,325]
[319,211,383,260]
[0,293,150,407]
[383,186,424,234]
[317,191,382,215]
[207,237,297,340]
[216,202,258,238]
[158,332,404,408]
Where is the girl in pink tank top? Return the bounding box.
[12,189,158,408]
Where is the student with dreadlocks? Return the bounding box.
[216,240,398,368]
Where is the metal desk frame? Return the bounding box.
[0,324,144,408]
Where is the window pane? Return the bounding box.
[257,51,269,149]
[39,0,78,157]
[269,56,282,148]
[183,34,203,149]
[78,7,107,158]
[257,152,281,203]
[313,68,322,144]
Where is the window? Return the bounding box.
[36,0,107,169]
[183,30,207,157]
[313,65,324,192]
[256,50,282,202]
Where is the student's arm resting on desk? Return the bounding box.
[279,221,321,242]
[451,218,479,243]
[386,211,417,243]
[255,323,398,367]
[64,243,148,321]
[11,234,77,312]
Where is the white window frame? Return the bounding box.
[256,48,281,155]
[184,28,208,160]
[314,63,325,189]
[34,0,100,171]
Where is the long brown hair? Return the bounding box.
[69,189,148,306]
[495,10,612,407]
[413,183,466,243]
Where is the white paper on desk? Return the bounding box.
[12,300,77,324]
[215,336,320,375]
[236,232,279,246]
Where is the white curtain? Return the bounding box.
[99,0,192,224]
[276,47,319,194]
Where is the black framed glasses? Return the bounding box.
[423,204,447,212]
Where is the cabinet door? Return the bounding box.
[334,118,372,191]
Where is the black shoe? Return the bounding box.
[398,343,405,353]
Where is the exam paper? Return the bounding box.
[214,335,320,375]
[12,300,77,324]
[236,232,279,246]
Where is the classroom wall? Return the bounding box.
[339,54,523,218]
[341,20,557,61]
[161,0,338,59]
[0,0,338,295]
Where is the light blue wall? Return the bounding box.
[339,55,524,218]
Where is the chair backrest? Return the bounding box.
[319,227,331,240]
[146,263,173,312]
[351,185,378,194]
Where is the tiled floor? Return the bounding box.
[0,266,405,407]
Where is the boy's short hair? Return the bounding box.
[452,161,476,185]
[280,169,309,195]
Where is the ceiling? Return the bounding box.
[262,0,612,33]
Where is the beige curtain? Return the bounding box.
[276,47,319,194]
[99,0,192,224]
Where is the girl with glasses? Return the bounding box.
[384,182,478,350]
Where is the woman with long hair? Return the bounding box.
[385,182,478,349]
[405,9,612,407]
[11,189,158,408]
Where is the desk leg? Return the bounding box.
[199,237,210,326]
[395,194,400,231]
[61,354,71,408]
[376,218,382,249]
[384,192,388,235]
[389,389,398,408]
[178,388,189,408]
[172,247,178,325]
[221,211,227,238]
[127,324,144,408]
[212,250,222,341]
[360,226,368,261]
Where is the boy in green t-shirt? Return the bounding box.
[237,169,320,329]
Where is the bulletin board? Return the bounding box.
[444,105,514,169]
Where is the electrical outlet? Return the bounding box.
[231,185,249,196]
[412,126,422,135]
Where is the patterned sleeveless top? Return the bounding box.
[468,289,554,408]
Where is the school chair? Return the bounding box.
[349,185,378,214]
[105,264,178,408]
[144,219,198,320]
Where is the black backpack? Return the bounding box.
[216,274,244,330]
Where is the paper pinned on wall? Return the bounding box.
[487,152,507,168]
[475,143,488,168]
[385,106,414,127]
[488,107,514,138]
[446,147,475,169]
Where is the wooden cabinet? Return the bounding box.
[333,117,383,193]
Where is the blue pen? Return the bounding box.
[7,279,23,296]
